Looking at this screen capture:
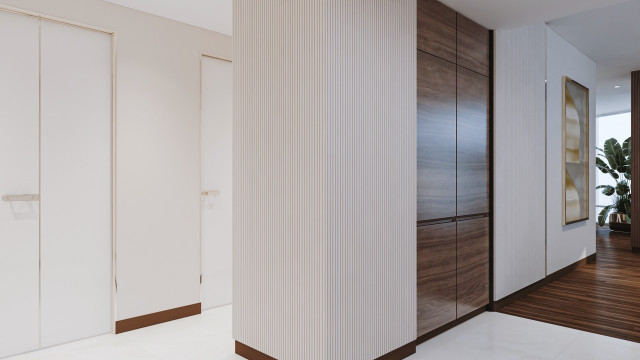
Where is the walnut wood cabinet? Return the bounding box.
[417,51,457,222]
[417,222,457,335]
[416,0,492,339]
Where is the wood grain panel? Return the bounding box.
[457,13,490,76]
[417,0,457,62]
[417,51,457,222]
[456,217,489,317]
[632,71,640,251]
[457,66,490,216]
[501,228,640,344]
[417,222,457,336]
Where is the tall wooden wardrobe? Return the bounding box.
[416,0,492,340]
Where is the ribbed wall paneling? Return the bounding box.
[233,1,416,359]
[493,24,547,300]
[325,1,416,359]
[233,1,328,359]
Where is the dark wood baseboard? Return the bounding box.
[491,253,596,311]
[115,303,201,334]
[235,340,416,360]
[235,341,277,360]
[374,341,416,360]
[416,306,485,345]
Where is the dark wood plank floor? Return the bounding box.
[500,227,640,343]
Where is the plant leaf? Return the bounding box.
[596,157,613,175]
[623,137,631,157]
[600,185,616,196]
[625,172,632,181]
[615,147,626,172]
[616,182,630,196]
[598,205,614,226]
[604,138,622,170]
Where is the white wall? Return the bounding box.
[0,0,232,321]
[546,27,597,274]
[493,24,547,300]
[493,24,597,299]
[233,1,416,359]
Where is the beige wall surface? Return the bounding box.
[0,0,232,321]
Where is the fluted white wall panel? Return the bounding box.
[494,24,547,300]
[234,1,416,359]
[325,1,416,359]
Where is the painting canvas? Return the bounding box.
[562,76,589,225]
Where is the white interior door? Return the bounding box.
[40,20,112,347]
[0,10,40,358]
[201,56,233,310]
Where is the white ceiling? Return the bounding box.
[102,0,639,116]
[103,0,232,35]
[439,0,630,30]
[548,0,640,116]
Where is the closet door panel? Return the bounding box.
[417,222,457,337]
[201,56,233,310]
[457,67,490,216]
[0,11,40,358]
[417,0,457,63]
[457,217,490,317]
[457,14,491,76]
[417,51,457,221]
[40,20,112,347]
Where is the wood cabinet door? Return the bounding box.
[417,51,457,222]
[457,13,491,76]
[457,66,490,216]
[456,217,490,317]
[417,0,457,63]
[417,222,457,336]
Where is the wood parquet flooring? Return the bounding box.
[500,227,640,343]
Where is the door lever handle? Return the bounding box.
[201,190,220,196]
[2,194,40,202]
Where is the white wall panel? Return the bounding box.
[201,55,233,310]
[494,24,547,300]
[0,10,40,358]
[234,1,416,359]
[0,0,232,322]
[40,20,112,347]
[546,27,596,274]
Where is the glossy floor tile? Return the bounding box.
[411,312,640,360]
[6,307,640,360]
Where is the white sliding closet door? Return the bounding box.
[201,56,233,310]
[0,11,40,358]
[40,20,112,347]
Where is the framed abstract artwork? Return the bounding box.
[562,76,589,225]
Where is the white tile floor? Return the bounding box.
[6,307,640,360]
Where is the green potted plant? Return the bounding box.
[596,137,631,231]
